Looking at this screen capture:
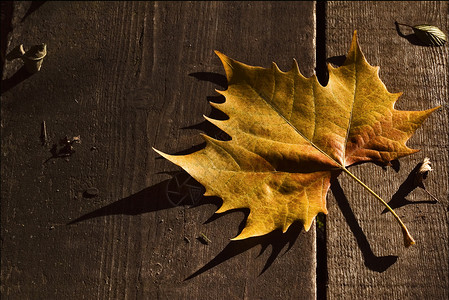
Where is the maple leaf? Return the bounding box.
[154,31,439,246]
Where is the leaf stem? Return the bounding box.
[395,22,413,28]
[341,167,415,247]
[421,188,439,202]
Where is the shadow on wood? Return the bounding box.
[1,66,33,94]
[189,72,228,89]
[182,102,231,142]
[382,162,437,214]
[69,169,303,277]
[330,179,398,273]
[395,21,433,47]
[68,171,220,224]
[21,1,47,23]
[182,72,231,141]
[1,1,14,76]
[185,221,303,280]
[68,179,176,224]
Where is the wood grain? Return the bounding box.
[1,2,317,299]
[325,1,448,299]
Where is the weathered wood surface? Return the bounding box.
[325,1,448,299]
[1,2,318,299]
[2,1,448,300]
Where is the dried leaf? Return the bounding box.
[154,31,439,245]
[412,24,447,46]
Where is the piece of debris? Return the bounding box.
[6,43,47,73]
[414,157,439,202]
[40,121,48,146]
[197,233,211,245]
[45,135,82,163]
[184,237,190,243]
[23,43,47,73]
[72,135,81,143]
[83,187,99,198]
[58,135,81,157]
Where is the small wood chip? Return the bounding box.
[41,121,48,146]
[84,187,99,198]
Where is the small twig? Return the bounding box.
[395,22,413,28]
[199,233,211,245]
[41,121,48,146]
[421,188,439,202]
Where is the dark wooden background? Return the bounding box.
[1,2,447,299]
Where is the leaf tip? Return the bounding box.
[352,30,358,45]
[152,147,164,156]
[214,50,229,63]
[291,58,299,71]
[303,219,314,232]
[430,105,442,112]
[345,29,368,66]
[214,88,226,95]
[152,147,176,162]
[271,61,282,73]
[230,231,247,241]
[213,49,224,57]
[203,190,213,197]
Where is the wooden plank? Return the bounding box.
[325,1,448,299]
[1,2,317,299]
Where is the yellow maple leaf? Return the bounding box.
[154,31,439,246]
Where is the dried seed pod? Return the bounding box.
[414,157,439,202]
[22,43,47,73]
[84,187,99,198]
[414,157,432,187]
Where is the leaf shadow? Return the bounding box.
[70,71,300,276]
[1,1,14,77]
[68,169,301,277]
[326,55,346,68]
[394,21,432,47]
[381,161,437,214]
[1,65,33,94]
[163,72,230,157]
[153,72,229,158]
[189,72,227,89]
[67,172,193,224]
[185,221,303,280]
[21,1,47,23]
[331,178,398,273]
